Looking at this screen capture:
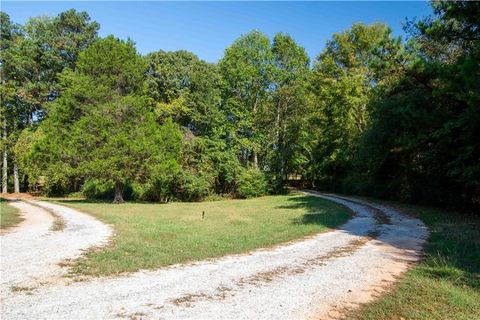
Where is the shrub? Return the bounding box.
[132,170,211,203]
[133,159,181,202]
[81,179,114,199]
[131,182,152,201]
[131,180,175,203]
[67,191,84,198]
[174,171,213,202]
[236,168,268,198]
[39,164,74,196]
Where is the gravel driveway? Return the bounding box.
[1,200,112,292]
[0,193,428,319]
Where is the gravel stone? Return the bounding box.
[0,193,428,319]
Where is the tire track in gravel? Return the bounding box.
[0,193,428,320]
[0,200,112,295]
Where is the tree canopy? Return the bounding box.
[1,2,478,210]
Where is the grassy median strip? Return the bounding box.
[56,194,352,276]
[0,198,23,230]
[353,203,480,320]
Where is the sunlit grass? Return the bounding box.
[56,193,352,276]
[0,198,23,230]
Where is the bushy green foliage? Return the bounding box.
[303,4,479,210]
[347,1,480,208]
[236,168,268,198]
[81,179,114,199]
[173,170,212,201]
[146,50,224,136]
[308,23,395,191]
[219,31,273,168]
[2,3,479,208]
[131,159,181,203]
[81,179,135,200]
[1,10,98,193]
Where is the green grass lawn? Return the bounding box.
[0,198,23,230]
[353,202,480,320]
[56,194,352,276]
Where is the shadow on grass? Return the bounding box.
[55,199,111,204]
[54,198,155,205]
[277,195,353,229]
[292,213,331,225]
[283,194,477,294]
[362,198,480,290]
[417,211,480,289]
[276,195,331,212]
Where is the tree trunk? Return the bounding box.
[2,118,7,193]
[253,151,258,170]
[241,147,247,164]
[28,110,33,126]
[23,174,28,192]
[2,149,6,194]
[251,91,260,170]
[12,119,19,193]
[275,105,281,143]
[13,163,19,193]
[113,182,124,204]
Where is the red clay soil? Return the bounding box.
[0,193,37,200]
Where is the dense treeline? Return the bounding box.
[1,1,478,209]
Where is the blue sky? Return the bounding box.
[3,1,433,63]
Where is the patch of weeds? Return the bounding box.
[11,285,34,294]
[26,201,66,231]
[116,311,149,320]
[50,214,67,231]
